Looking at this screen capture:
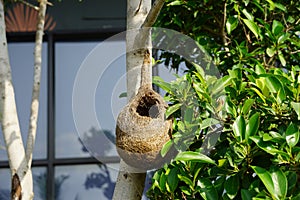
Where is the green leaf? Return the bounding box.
[167,168,179,192]
[180,186,192,195]
[250,87,266,103]
[266,47,276,57]
[166,103,182,118]
[233,115,246,141]
[274,3,286,12]
[278,53,286,67]
[175,151,215,164]
[272,20,284,36]
[184,106,194,124]
[225,98,237,117]
[178,174,193,187]
[245,113,260,140]
[241,189,253,200]
[270,166,287,199]
[197,178,219,200]
[226,16,239,35]
[119,92,127,98]
[285,123,299,148]
[242,18,260,39]
[251,166,274,197]
[224,174,239,199]
[250,136,289,157]
[167,0,183,6]
[242,99,255,115]
[291,102,300,120]
[201,118,220,130]
[159,173,167,192]
[161,140,173,157]
[265,76,283,93]
[210,76,232,96]
[242,9,254,21]
[153,76,171,93]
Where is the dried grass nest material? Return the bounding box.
[116,85,174,170]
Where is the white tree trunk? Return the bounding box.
[113,0,165,199]
[0,2,33,199]
[112,0,151,199]
[26,0,47,169]
[0,1,47,199]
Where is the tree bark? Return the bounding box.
[0,1,33,199]
[0,1,47,199]
[113,0,166,199]
[112,0,151,199]
[26,0,47,169]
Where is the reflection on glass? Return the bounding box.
[0,43,47,161]
[55,164,118,200]
[55,41,126,158]
[0,167,47,200]
[55,42,98,158]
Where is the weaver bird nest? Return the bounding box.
[116,85,173,170]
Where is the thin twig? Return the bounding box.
[17,0,39,10]
[25,0,47,168]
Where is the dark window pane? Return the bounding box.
[0,43,47,160]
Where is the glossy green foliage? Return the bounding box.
[147,0,300,199]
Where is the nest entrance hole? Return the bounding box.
[136,95,159,118]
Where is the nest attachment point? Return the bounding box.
[116,85,174,170]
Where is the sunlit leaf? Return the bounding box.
[178,174,193,186]
[272,20,284,36]
[197,178,219,200]
[291,102,300,120]
[266,47,276,57]
[246,112,260,140]
[161,140,173,157]
[233,115,246,141]
[278,53,286,66]
[251,166,274,197]
[242,18,260,39]
[167,0,183,6]
[242,99,255,115]
[166,103,182,118]
[285,123,299,148]
[201,118,220,130]
[175,151,215,164]
[270,166,288,199]
[153,76,172,93]
[226,16,238,35]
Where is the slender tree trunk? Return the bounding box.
[113,0,165,199]
[0,1,47,199]
[112,0,151,199]
[26,0,47,170]
[0,1,33,199]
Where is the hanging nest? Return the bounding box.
[116,85,174,170]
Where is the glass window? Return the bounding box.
[54,164,118,200]
[0,42,47,161]
[55,41,126,159]
[0,167,47,200]
[55,42,98,158]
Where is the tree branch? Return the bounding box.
[0,1,34,199]
[25,0,47,168]
[141,0,165,28]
